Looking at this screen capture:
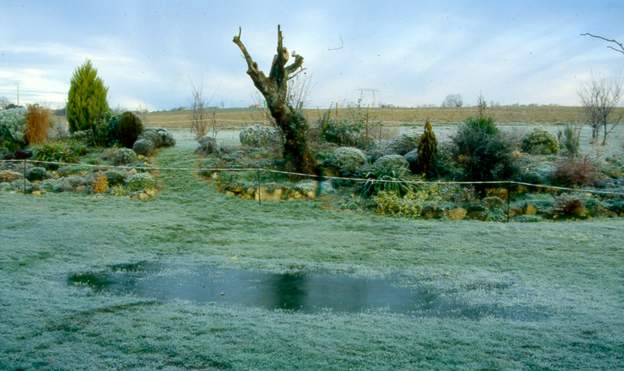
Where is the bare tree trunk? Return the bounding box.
[233,25,316,173]
[592,124,599,142]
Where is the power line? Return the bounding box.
[0,88,67,94]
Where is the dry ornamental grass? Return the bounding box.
[25,104,50,144]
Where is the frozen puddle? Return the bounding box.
[68,262,548,320]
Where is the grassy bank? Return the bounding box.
[1,146,623,369]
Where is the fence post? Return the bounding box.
[22,159,26,194]
[256,168,261,205]
[506,183,511,222]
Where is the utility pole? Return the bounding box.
[356,88,380,108]
[16,83,20,106]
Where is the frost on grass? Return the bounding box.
[1,145,623,369]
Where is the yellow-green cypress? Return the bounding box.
[67,60,109,133]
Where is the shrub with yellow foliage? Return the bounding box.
[92,172,109,193]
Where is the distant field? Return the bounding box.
[143,106,619,129]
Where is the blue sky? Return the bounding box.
[0,0,622,110]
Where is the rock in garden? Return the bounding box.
[330,147,367,176]
[404,149,419,173]
[141,129,163,147]
[318,180,335,195]
[65,175,87,189]
[372,155,409,176]
[133,138,155,156]
[386,132,419,155]
[140,128,176,148]
[196,136,218,155]
[112,148,138,165]
[10,179,32,193]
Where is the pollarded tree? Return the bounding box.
[67,60,109,133]
[233,25,315,173]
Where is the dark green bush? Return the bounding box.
[360,155,412,197]
[90,112,122,147]
[417,120,437,177]
[33,142,87,164]
[605,199,624,215]
[26,166,48,181]
[118,112,143,148]
[558,125,581,157]
[318,111,371,148]
[452,116,517,182]
[435,142,463,179]
[132,139,155,156]
[371,154,409,175]
[104,169,127,186]
[387,133,419,155]
[126,173,156,191]
[521,129,559,155]
[328,147,367,176]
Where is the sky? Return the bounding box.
[0,0,622,110]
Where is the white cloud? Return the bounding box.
[1,1,623,110]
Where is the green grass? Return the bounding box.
[1,146,623,369]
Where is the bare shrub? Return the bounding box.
[578,76,622,145]
[190,83,209,139]
[287,71,311,112]
[551,156,600,187]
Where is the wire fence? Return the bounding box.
[3,158,624,196]
[2,158,624,222]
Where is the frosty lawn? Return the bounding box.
[1,146,623,369]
